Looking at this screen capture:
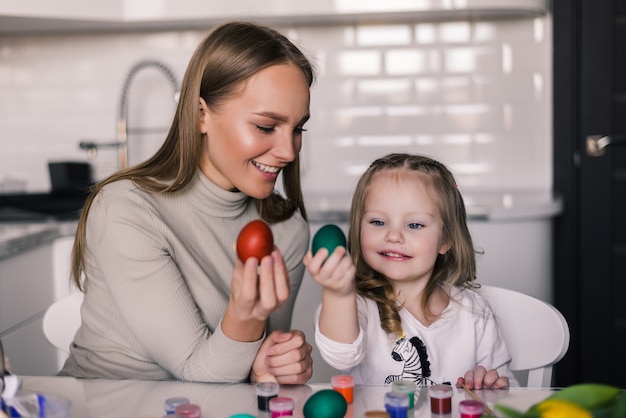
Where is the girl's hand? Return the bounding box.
[303,247,356,296]
[456,365,510,389]
[222,249,290,342]
[251,330,313,384]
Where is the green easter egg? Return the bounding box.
[303,389,348,418]
[312,224,347,256]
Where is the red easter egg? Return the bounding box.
[236,220,274,262]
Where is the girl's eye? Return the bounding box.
[408,222,423,230]
[370,219,385,226]
[256,125,275,134]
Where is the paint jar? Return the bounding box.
[164,397,190,415]
[331,374,355,404]
[429,384,453,415]
[256,382,280,411]
[229,415,256,418]
[384,391,409,418]
[391,380,416,409]
[459,400,485,418]
[269,396,294,417]
[175,403,202,418]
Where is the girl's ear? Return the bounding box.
[198,97,210,134]
[438,241,451,255]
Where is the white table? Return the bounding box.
[15,376,555,417]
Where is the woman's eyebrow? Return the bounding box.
[254,111,310,125]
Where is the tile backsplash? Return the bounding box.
[0,14,551,196]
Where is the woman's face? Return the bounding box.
[199,63,310,198]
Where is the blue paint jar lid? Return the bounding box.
[384,391,409,408]
[164,397,190,414]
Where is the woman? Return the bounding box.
[59,21,315,384]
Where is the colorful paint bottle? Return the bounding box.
[269,396,294,417]
[391,380,416,409]
[164,397,190,415]
[429,384,453,415]
[458,400,485,418]
[331,374,355,404]
[384,391,409,418]
[175,403,202,418]
[256,382,280,412]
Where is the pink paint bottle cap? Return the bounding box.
[269,396,294,414]
[331,374,355,388]
[175,403,202,418]
[459,399,485,416]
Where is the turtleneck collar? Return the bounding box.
[187,170,251,219]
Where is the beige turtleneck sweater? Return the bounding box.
[59,172,309,382]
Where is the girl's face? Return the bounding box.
[198,63,310,198]
[360,171,449,290]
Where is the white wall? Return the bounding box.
[0,15,551,196]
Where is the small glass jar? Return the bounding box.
[391,380,416,409]
[256,382,280,412]
[458,399,485,418]
[384,391,409,418]
[269,396,294,417]
[164,397,190,415]
[175,403,202,418]
[331,374,355,404]
[429,384,453,415]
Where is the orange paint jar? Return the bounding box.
[331,374,355,404]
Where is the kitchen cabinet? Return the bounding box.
[0,241,59,376]
[0,0,121,21]
[0,0,549,34]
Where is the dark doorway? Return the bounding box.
[553,0,626,386]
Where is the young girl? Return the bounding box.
[304,153,517,388]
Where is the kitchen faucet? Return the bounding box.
[79,59,179,169]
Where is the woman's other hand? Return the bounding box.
[456,365,510,389]
[222,249,290,342]
[251,330,313,384]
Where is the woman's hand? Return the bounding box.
[303,247,355,297]
[251,330,313,384]
[222,249,290,342]
[456,365,510,389]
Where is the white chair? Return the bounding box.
[42,291,84,367]
[478,285,570,387]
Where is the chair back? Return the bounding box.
[42,291,84,365]
[478,285,570,387]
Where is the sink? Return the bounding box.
[0,192,88,221]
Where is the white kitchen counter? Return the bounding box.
[0,221,77,261]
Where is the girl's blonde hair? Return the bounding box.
[71,22,315,290]
[348,153,477,338]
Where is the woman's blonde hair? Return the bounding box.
[71,22,315,290]
[348,153,477,338]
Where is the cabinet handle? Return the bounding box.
[586,134,626,156]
